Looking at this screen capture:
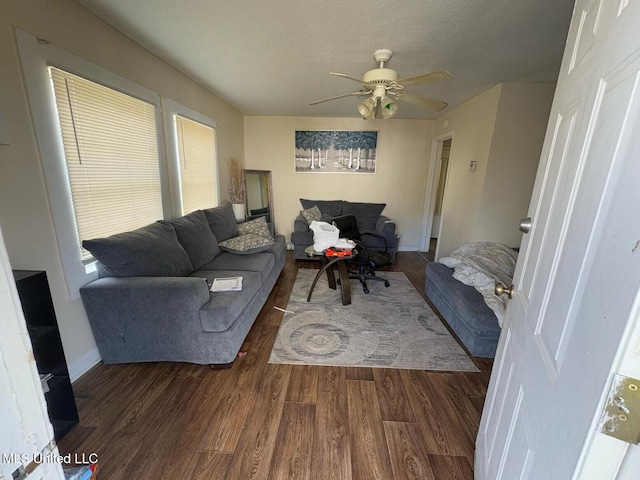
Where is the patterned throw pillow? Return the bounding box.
[237,216,273,239]
[218,233,274,254]
[300,205,322,224]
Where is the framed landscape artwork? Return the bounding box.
[295,130,378,173]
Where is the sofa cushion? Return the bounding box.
[83,222,193,278]
[300,205,322,224]
[342,201,386,231]
[200,251,276,282]
[300,199,343,217]
[203,202,238,242]
[164,210,219,270]
[237,216,273,239]
[218,233,274,255]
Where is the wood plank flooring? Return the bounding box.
[58,252,492,479]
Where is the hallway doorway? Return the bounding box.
[423,137,451,261]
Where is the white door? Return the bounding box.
[476,1,640,479]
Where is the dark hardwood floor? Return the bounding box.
[58,251,492,479]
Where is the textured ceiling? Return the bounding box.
[74,0,575,119]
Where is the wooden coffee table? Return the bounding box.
[305,246,352,305]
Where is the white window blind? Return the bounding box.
[49,67,163,259]
[175,114,218,215]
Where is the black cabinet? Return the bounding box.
[13,270,79,441]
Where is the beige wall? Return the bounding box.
[0,0,244,379]
[433,85,502,258]
[243,116,436,249]
[433,83,554,258]
[471,83,556,246]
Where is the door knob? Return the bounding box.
[519,217,532,233]
[495,282,514,299]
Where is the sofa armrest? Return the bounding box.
[376,215,396,236]
[294,213,310,233]
[81,275,210,301]
[80,276,211,339]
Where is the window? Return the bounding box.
[17,29,219,298]
[174,114,218,215]
[49,67,163,259]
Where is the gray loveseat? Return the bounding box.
[80,202,285,366]
[291,199,399,261]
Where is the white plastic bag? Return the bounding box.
[309,220,339,252]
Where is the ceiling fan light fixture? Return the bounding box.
[310,49,452,119]
[358,97,377,119]
[380,96,398,119]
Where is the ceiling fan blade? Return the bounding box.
[396,69,453,87]
[309,91,367,105]
[330,72,366,84]
[396,92,448,112]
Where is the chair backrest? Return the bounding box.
[332,215,360,241]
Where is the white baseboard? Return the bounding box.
[68,347,101,383]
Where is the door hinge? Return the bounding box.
[11,439,56,479]
[599,373,640,444]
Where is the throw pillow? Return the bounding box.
[163,210,220,270]
[82,221,193,278]
[237,216,273,239]
[300,205,322,225]
[203,202,238,242]
[218,233,274,255]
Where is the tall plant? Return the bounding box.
[227,157,246,204]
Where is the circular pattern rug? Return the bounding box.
[268,269,478,371]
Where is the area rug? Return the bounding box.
[269,269,478,371]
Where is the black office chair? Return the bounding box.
[332,214,392,294]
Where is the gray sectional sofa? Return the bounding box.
[291,199,399,261]
[80,202,285,366]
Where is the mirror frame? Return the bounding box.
[243,169,274,235]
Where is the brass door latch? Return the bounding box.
[599,374,640,444]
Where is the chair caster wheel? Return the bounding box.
[384,281,390,287]
[364,287,369,294]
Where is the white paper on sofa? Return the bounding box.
[309,220,339,252]
[210,276,243,292]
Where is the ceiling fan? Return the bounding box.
[310,49,453,119]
